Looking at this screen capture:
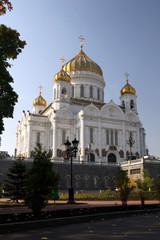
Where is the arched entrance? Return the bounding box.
[108,153,117,163]
[88,153,95,162]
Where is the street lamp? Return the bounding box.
[126,135,135,160]
[64,137,79,204]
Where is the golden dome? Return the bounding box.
[54,67,71,82]
[120,80,136,96]
[63,49,103,76]
[33,86,47,106]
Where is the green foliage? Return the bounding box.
[114,171,135,205]
[4,158,26,203]
[155,178,160,201]
[0,0,13,16]
[24,144,60,214]
[136,170,154,206]
[0,24,26,133]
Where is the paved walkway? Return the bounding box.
[0,199,159,215]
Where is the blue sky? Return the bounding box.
[1,0,160,157]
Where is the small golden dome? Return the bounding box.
[120,80,136,96]
[54,67,71,82]
[63,49,103,76]
[33,86,47,106]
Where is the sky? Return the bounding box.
[0,0,160,157]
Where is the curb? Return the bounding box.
[0,208,160,234]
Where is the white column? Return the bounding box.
[27,122,31,158]
[52,119,57,158]
[122,122,126,159]
[98,117,101,157]
[80,115,85,161]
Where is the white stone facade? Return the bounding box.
[16,51,146,163]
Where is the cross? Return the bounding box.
[60,57,65,67]
[78,35,85,49]
[38,85,43,95]
[124,72,129,82]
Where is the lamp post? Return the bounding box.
[64,137,79,204]
[126,136,135,160]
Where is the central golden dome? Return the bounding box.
[63,49,103,76]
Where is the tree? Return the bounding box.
[155,178,160,202]
[0,0,13,16]
[114,171,135,206]
[0,24,26,133]
[24,144,60,214]
[136,170,154,207]
[4,158,26,203]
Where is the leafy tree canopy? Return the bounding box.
[0,24,26,133]
[0,0,13,16]
[114,171,135,205]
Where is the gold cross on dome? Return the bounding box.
[78,35,85,49]
[60,57,65,67]
[124,72,129,82]
[38,85,43,95]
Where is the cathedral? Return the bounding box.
[16,36,146,164]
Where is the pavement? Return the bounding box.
[0,199,160,215]
[1,212,160,240]
[0,199,160,235]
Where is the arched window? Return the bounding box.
[130,100,134,109]
[94,176,98,188]
[111,130,113,145]
[90,127,93,143]
[37,132,40,144]
[62,130,66,144]
[80,85,84,97]
[72,85,74,97]
[90,86,93,98]
[54,88,56,100]
[75,176,80,187]
[122,101,125,108]
[61,87,67,98]
[104,177,108,188]
[108,153,117,163]
[88,153,95,162]
[66,176,70,187]
[115,130,118,145]
[85,176,89,188]
[97,88,100,100]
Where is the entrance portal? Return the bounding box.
[108,153,116,163]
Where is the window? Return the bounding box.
[62,130,66,144]
[72,85,74,97]
[80,85,84,97]
[85,176,89,188]
[97,88,100,100]
[54,89,56,100]
[94,176,98,188]
[66,176,70,187]
[130,100,134,109]
[37,132,40,144]
[61,87,67,98]
[115,130,118,145]
[106,129,109,145]
[90,86,93,98]
[111,130,113,145]
[104,177,108,188]
[122,101,125,108]
[90,127,93,143]
[75,176,80,187]
[130,168,141,175]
